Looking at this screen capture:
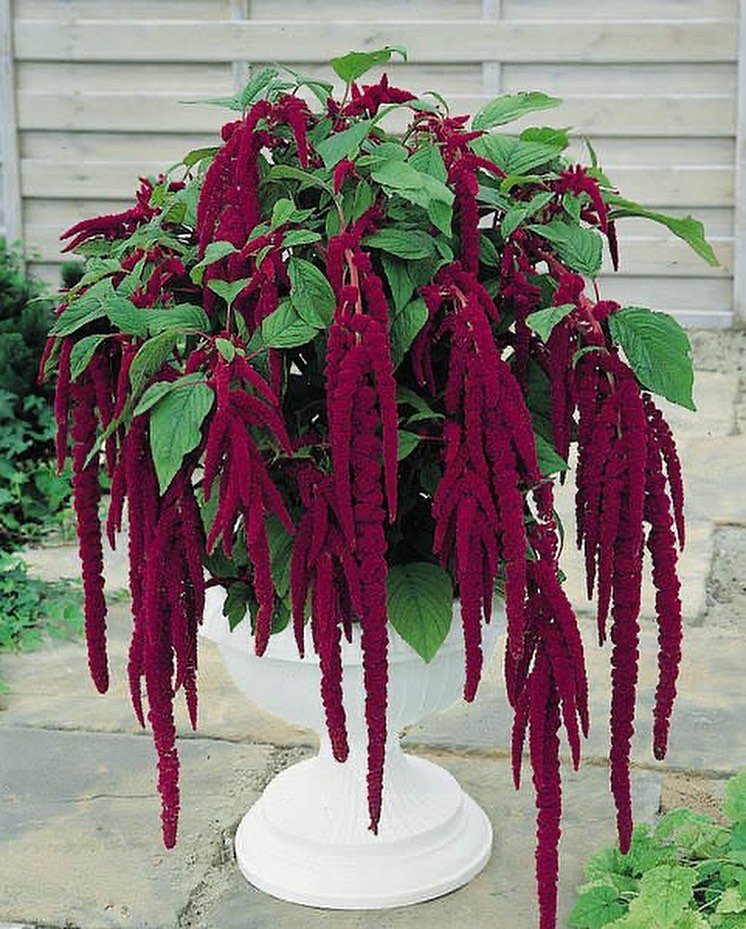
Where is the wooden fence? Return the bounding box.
[1,0,742,326]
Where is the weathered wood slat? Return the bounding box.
[14,20,738,64]
[16,91,737,138]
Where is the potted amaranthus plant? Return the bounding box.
[42,47,716,928]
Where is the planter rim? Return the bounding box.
[200,589,506,668]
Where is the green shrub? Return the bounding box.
[0,239,73,550]
[569,770,746,928]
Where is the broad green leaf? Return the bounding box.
[215,337,235,362]
[147,302,209,335]
[190,240,238,284]
[50,279,111,336]
[261,300,318,348]
[718,887,746,915]
[386,562,453,662]
[371,160,425,190]
[527,220,603,276]
[479,233,500,268]
[207,277,251,309]
[357,141,409,168]
[282,229,322,247]
[608,307,695,411]
[427,198,453,236]
[409,144,448,182]
[270,197,296,229]
[397,430,420,460]
[390,297,429,368]
[381,256,415,312]
[568,884,626,928]
[724,771,746,825]
[502,191,554,238]
[133,373,207,417]
[149,382,214,493]
[287,257,336,326]
[473,134,564,176]
[606,195,719,267]
[266,514,294,599]
[129,330,178,396]
[330,46,407,83]
[526,303,574,342]
[535,434,568,476]
[180,145,219,169]
[364,228,437,260]
[315,120,373,169]
[521,126,570,149]
[104,293,150,336]
[630,864,695,928]
[69,334,109,381]
[397,386,442,422]
[473,91,562,130]
[351,179,375,220]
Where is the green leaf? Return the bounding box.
[718,887,746,915]
[608,307,695,410]
[215,337,235,362]
[266,514,294,599]
[535,434,568,476]
[386,562,453,663]
[568,884,626,928]
[207,277,251,309]
[473,91,562,130]
[364,228,437,260]
[397,386,443,422]
[270,197,296,229]
[473,134,564,176]
[390,297,429,368]
[315,120,373,169]
[129,330,178,397]
[261,300,318,348]
[427,198,453,236]
[397,430,420,460]
[147,302,208,335]
[282,229,322,248]
[381,255,415,312]
[528,220,603,277]
[521,126,570,149]
[149,382,214,493]
[50,279,110,336]
[133,373,207,417]
[180,145,219,169]
[69,334,109,381]
[237,65,280,108]
[631,864,695,929]
[409,144,448,182]
[287,257,336,327]
[330,46,407,84]
[190,240,238,284]
[724,771,746,825]
[526,303,574,342]
[267,163,333,193]
[606,195,719,267]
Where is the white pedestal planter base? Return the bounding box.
[234,743,492,909]
[201,589,505,910]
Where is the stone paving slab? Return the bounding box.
[0,603,311,749]
[0,727,272,929]
[404,625,746,776]
[186,753,662,929]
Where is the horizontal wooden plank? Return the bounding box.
[14,20,738,64]
[19,158,733,208]
[502,62,738,95]
[596,274,732,314]
[16,91,737,138]
[251,0,482,19]
[501,0,737,18]
[16,0,235,19]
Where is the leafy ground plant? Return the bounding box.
[0,553,83,690]
[42,47,718,929]
[570,770,746,929]
[0,238,73,549]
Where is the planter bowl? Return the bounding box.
[201,587,505,909]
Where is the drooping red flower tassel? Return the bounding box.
[70,376,109,694]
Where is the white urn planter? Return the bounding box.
[200,587,505,909]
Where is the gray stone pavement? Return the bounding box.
[1,331,745,929]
